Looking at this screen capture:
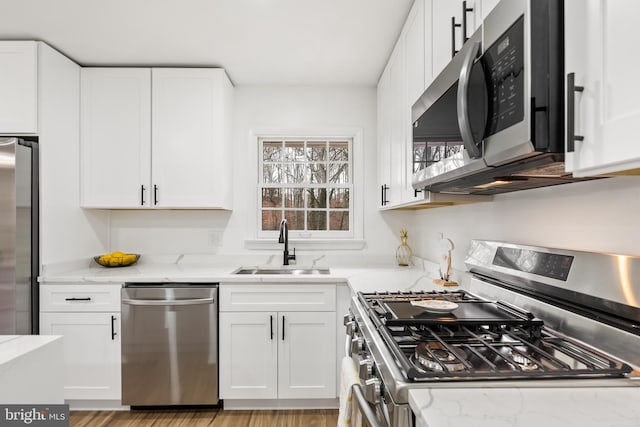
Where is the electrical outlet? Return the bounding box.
[207,230,222,247]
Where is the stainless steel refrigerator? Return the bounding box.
[0,137,39,334]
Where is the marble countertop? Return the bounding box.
[40,254,458,293]
[0,335,62,366]
[409,387,640,427]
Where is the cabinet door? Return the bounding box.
[40,312,121,400]
[0,41,38,134]
[377,66,392,208]
[80,68,151,208]
[404,0,426,203]
[219,312,278,399]
[151,68,233,208]
[431,0,463,78]
[481,0,500,20]
[431,0,481,79]
[388,44,406,207]
[277,312,336,399]
[565,0,640,176]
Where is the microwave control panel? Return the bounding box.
[483,16,525,138]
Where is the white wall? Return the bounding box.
[411,176,640,272]
[38,43,109,266]
[110,85,412,257]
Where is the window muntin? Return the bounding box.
[259,138,352,237]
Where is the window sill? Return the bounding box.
[244,239,366,251]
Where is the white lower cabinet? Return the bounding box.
[219,284,337,401]
[39,283,122,401]
[40,312,121,400]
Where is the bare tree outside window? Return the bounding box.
[259,138,352,234]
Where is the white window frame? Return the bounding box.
[246,129,365,250]
[258,137,353,239]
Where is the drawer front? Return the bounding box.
[219,284,336,312]
[40,284,122,312]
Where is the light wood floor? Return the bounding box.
[70,409,339,427]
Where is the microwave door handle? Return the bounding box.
[457,41,483,159]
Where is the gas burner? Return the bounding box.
[414,342,468,372]
[508,347,539,371]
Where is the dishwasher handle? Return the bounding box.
[121,297,215,306]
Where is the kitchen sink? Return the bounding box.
[232,267,330,275]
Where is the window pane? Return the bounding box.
[307,188,327,209]
[329,211,349,231]
[309,164,327,183]
[263,163,282,184]
[329,141,349,161]
[307,141,327,161]
[329,188,349,208]
[283,164,305,184]
[262,210,282,231]
[307,211,327,230]
[329,163,349,184]
[283,141,305,162]
[263,141,282,162]
[283,188,304,208]
[262,188,282,208]
[284,210,305,230]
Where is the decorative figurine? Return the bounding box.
[396,228,413,266]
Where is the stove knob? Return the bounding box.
[351,337,364,355]
[363,377,381,404]
[358,358,373,379]
[343,314,354,326]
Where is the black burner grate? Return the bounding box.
[358,290,632,381]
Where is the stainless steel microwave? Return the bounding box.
[411,0,593,195]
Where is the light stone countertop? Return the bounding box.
[39,254,459,293]
[0,335,62,365]
[409,387,640,427]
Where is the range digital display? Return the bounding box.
[492,247,574,281]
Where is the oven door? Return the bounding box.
[411,27,488,191]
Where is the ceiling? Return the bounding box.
[0,0,413,85]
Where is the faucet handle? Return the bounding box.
[289,247,296,262]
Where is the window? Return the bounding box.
[259,138,353,238]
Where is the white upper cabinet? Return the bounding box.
[565,0,640,176]
[81,68,152,208]
[80,67,233,209]
[0,41,38,134]
[151,68,233,208]
[431,0,481,80]
[481,0,500,20]
[378,0,425,208]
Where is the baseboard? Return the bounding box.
[223,398,339,410]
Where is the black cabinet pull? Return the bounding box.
[381,184,389,206]
[153,185,159,205]
[462,1,474,43]
[65,297,91,301]
[270,315,274,340]
[111,315,117,340]
[566,72,584,152]
[451,16,461,58]
[141,185,146,206]
[282,316,285,341]
[414,188,423,198]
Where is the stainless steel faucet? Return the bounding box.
[278,219,296,265]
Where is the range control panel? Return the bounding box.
[493,246,574,281]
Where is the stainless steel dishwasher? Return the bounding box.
[121,283,218,406]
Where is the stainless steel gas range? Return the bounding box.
[346,240,640,427]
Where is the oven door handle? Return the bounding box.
[352,384,383,427]
[457,40,483,159]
